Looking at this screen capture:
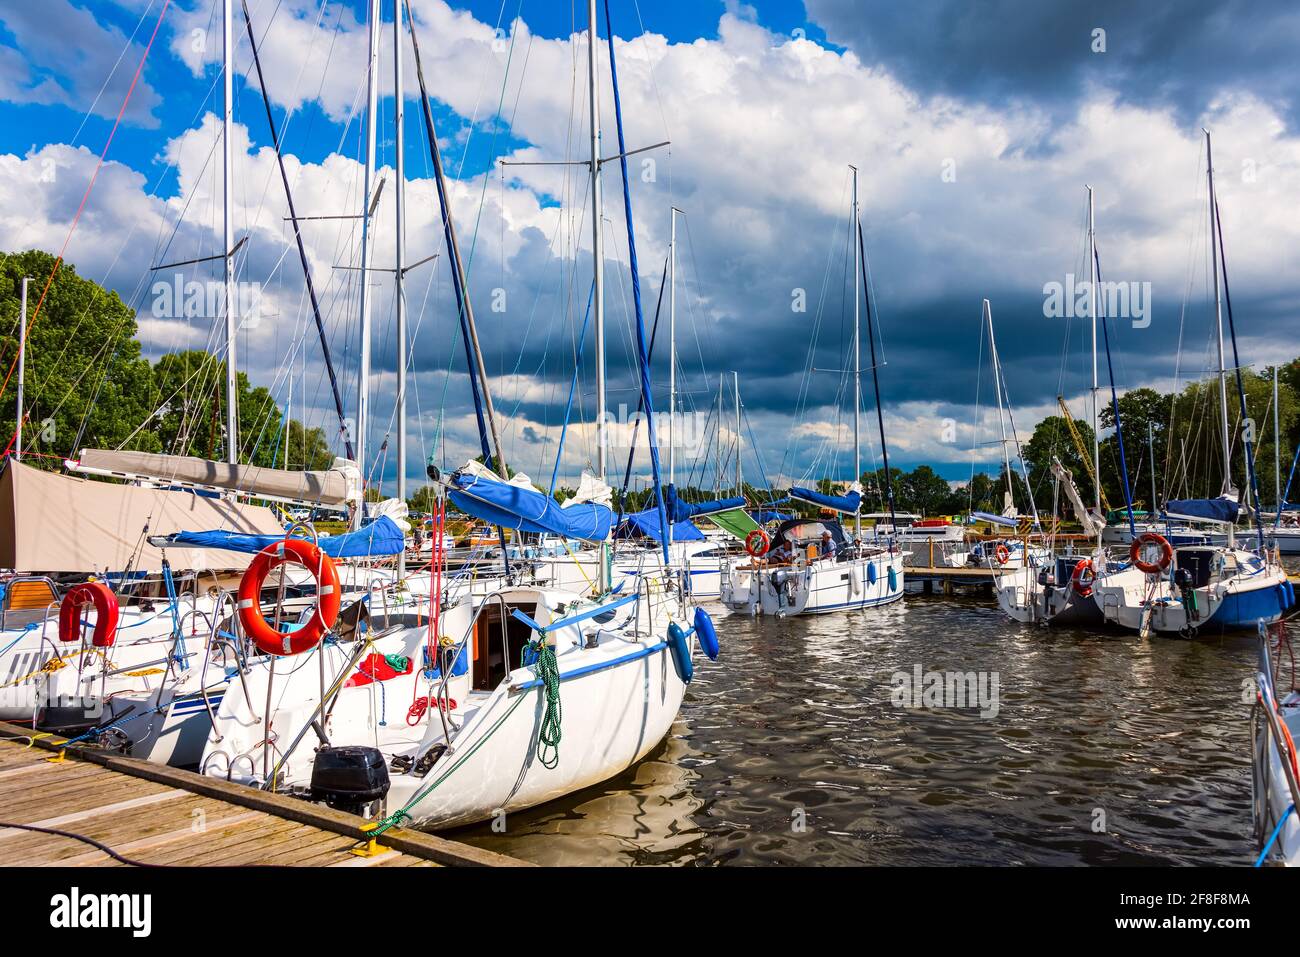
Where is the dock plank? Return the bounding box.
[0,721,527,867]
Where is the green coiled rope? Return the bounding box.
[532,638,562,770]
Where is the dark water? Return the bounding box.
[454,588,1277,866]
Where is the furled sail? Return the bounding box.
[448,460,612,542]
[1165,494,1240,525]
[615,509,704,543]
[1051,457,1106,537]
[663,484,746,523]
[72,449,360,507]
[0,459,283,572]
[160,516,406,558]
[790,482,862,515]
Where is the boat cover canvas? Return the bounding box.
[0,459,284,572]
[1165,495,1240,524]
[705,507,762,540]
[790,482,862,514]
[73,448,360,506]
[163,516,405,558]
[449,461,612,542]
[615,508,704,542]
[663,484,746,522]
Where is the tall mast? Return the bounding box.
[393,0,407,576]
[1276,365,1282,512]
[355,0,380,520]
[587,0,606,482]
[1148,420,1157,514]
[985,299,1014,503]
[1205,130,1233,504]
[733,372,742,495]
[851,165,861,537]
[222,0,238,464]
[1087,185,1100,513]
[14,277,28,461]
[668,206,677,488]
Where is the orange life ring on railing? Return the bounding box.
[1130,532,1173,575]
[745,529,770,558]
[58,582,119,648]
[1070,558,1095,598]
[237,538,340,656]
[994,543,1011,565]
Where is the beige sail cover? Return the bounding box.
[0,460,285,573]
[74,448,357,506]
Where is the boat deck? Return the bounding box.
[0,720,526,868]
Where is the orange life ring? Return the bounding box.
[1070,558,1095,598]
[745,528,770,558]
[1130,532,1172,575]
[994,543,1011,565]
[236,538,340,656]
[58,582,119,648]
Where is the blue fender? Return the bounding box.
[667,621,694,684]
[888,564,898,592]
[867,563,877,585]
[694,607,719,661]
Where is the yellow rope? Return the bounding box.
[0,647,103,689]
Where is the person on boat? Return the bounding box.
[819,530,836,560]
[768,539,794,565]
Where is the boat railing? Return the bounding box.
[429,590,516,753]
[0,575,60,631]
[1255,629,1300,856]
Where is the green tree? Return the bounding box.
[1020,413,1096,510]
[0,250,160,467]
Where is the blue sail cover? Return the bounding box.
[790,486,861,514]
[166,516,405,558]
[664,484,745,523]
[1165,496,1240,524]
[971,511,1019,528]
[750,510,792,524]
[449,470,611,542]
[616,508,705,542]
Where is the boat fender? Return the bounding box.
[867,563,877,586]
[58,582,119,648]
[667,621,694,684]
[888,564,898,592]
[694,607,719,661]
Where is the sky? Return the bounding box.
[1,0,1297,498]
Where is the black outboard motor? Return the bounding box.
[310,746,390,816]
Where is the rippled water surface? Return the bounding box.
[454,587,1282,866]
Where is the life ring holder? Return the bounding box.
[58,582,119,648]
[1130,532,1173,575]
[236,535,340,657]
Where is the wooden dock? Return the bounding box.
[0,721,527,868]
[905,565,1001,595]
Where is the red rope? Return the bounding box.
[0,0,173,426]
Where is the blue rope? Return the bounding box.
[161,561,187,672]
[1256,803,1295,866]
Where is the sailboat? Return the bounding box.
[721,167,904,617]
[966,298,1051,578]
[1090,132,1291,636]
[997,187,1114,626]
[198,0,715,828]
[1252,623,1300,865]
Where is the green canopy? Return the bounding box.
[706,507,762,540]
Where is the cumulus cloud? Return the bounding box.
[5,0,1300,492]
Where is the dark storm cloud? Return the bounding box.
[805,0,1300,130]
